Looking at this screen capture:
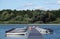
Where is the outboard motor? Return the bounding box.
[44,28,53,34]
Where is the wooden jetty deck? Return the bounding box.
[28,28,43,39]
[6,27,43,39]
[6,28,28,35]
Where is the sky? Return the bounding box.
[0,0,60,10]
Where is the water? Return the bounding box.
[0,24,60,39]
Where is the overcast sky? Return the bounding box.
[0,0,60,10]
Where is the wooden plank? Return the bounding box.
[28,28,43,39]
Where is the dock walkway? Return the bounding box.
[6,28,27,35]
[28,28,43,39]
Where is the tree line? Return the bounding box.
[0,9,60,24]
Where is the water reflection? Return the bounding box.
[6,35,27,39]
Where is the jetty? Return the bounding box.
[6,27,29,36]
[6,27,43,39]
[28,28,43,39]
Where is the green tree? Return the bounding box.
[40,12,56,23]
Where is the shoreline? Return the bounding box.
[0,24,60,25]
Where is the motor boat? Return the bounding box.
[35,27,53,34]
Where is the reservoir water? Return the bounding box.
[0,24,60,39]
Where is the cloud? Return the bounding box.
[33,6,50,10]
[57,0,60,4]
[45,1,60,5]
[34,6,43,9]
[45,2,50,4]
[23,2,33,7]
[16,2,34,9]
[45,1,55,5]
[45,0,60,5]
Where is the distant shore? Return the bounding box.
[0,9,60,24]
[0,24,60,25]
